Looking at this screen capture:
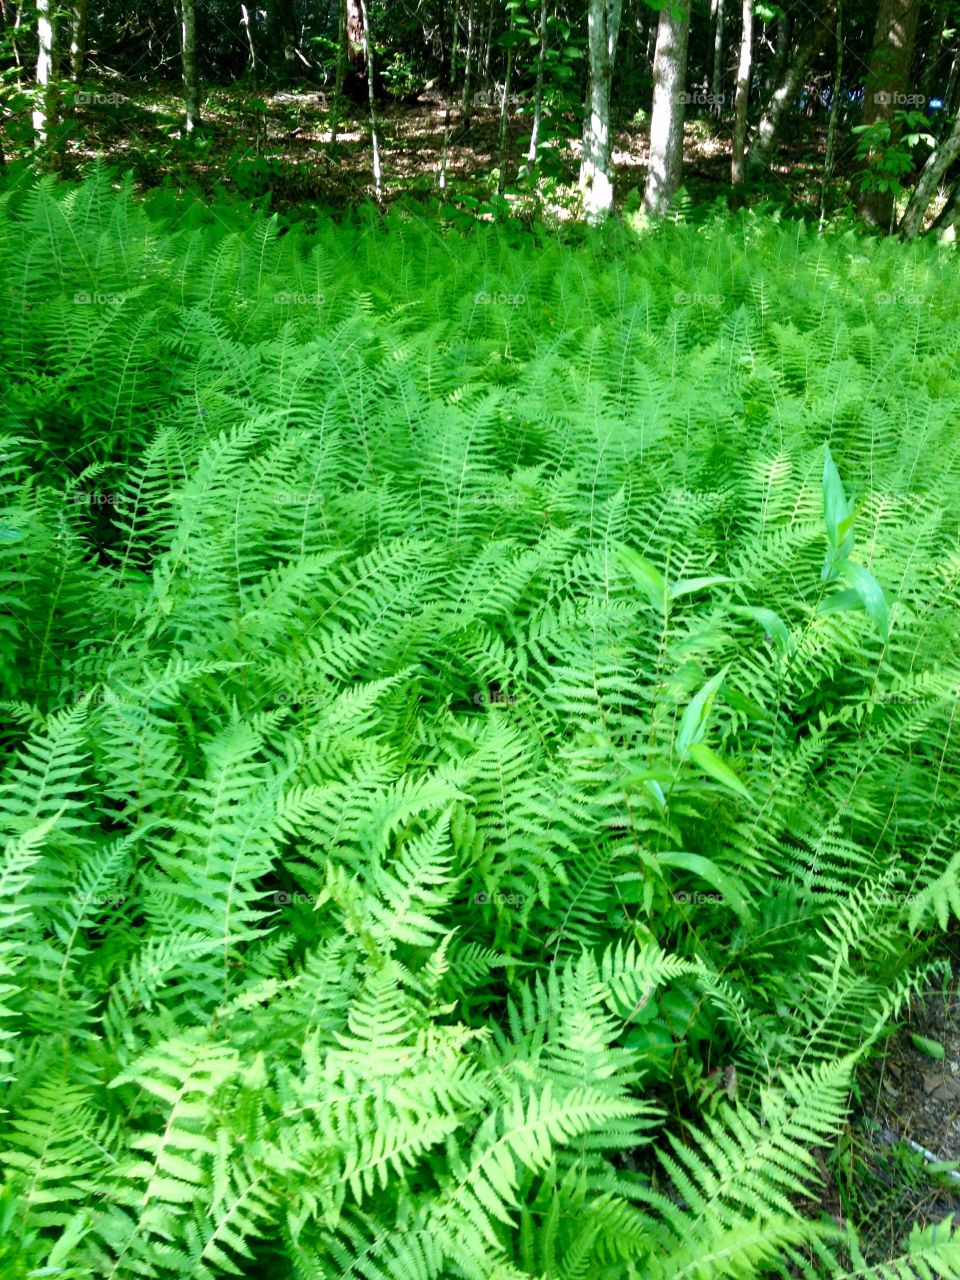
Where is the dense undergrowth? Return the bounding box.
[2,170,960,1277]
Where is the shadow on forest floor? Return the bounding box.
[19,75,855,221]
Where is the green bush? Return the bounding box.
[1,169,960,1278]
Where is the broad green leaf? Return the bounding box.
[677,670,726,758]
[822,445,849,544]
[658,849,753,923]
[822,445,855,573]
[616,542,666,611]
[728,605,792,655]
[687,742,753,803]
[817,587,862,618]
[668,575,734,601]
[836,560,889,640]
[910,1033,945,1060]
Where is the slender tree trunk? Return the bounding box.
[357,0,382,201]
[919,2,948,106]
[482,0,496,104]
[267,0,298,82]
[461,0,475,124]
[179,0,200,133]
[819,0,843,226]
[330,0,348,144]
[527,0,549,163]
[496,8,515,195]
[579,0,624,221]
[931,178,960,237]
[944,47,960,121]
[32,0,58,148]
[710,0,725,104]
[6,0,23,85]
[731,0,752,185]
[898,106,960,238]
[643,0,692,216]
[70,0,88,80]
[240,4,258,83]
[748,7,835,171]
[857,0,921,228]
[439,0,459,188]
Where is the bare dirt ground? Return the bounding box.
[49,78,836,218]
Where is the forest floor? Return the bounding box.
[812,969,960,1259]
[50,76,843,219]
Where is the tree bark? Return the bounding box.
[527,0,549,163]
[32,0,58,148]
[482,0,496,105]
[731,0,752,185]
[496,7,515,195]
[857,0,921,228]
[329,0,347,144]
[439,0,458,188]
[898,106,960,237]
[580,0,623,221]
[357,0,382,200]
[179,0,200,133]
[266,0,298,82]
[461,0,476,125]
[710,0,725,105]
[748,7,835,171]
[819,0,844,225]
[70,0,88,80]
[643,0,692,216]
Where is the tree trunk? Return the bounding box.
[931,178,960,238]
[580,0,623,221]
[919,2,948,107]
[944,47,960,121]
[461,0,476,125]
[482,0,496,105]
[329,0,347,144]
[643,0,692,216]
[748,7,835,171]
[439,0,458,188]
[857,0,921,228]
[240,4,258,83]
[267,0,298,82]
[898,106,960,238]
[69,0,88,80]
[731,0,752,185]
[357,0,382,200]
[32,0,57,148]
[710,0,725,104]
[819,0,844,225]
[496,8,515,195]
[527,0,549,163]
[179,0,200,133]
